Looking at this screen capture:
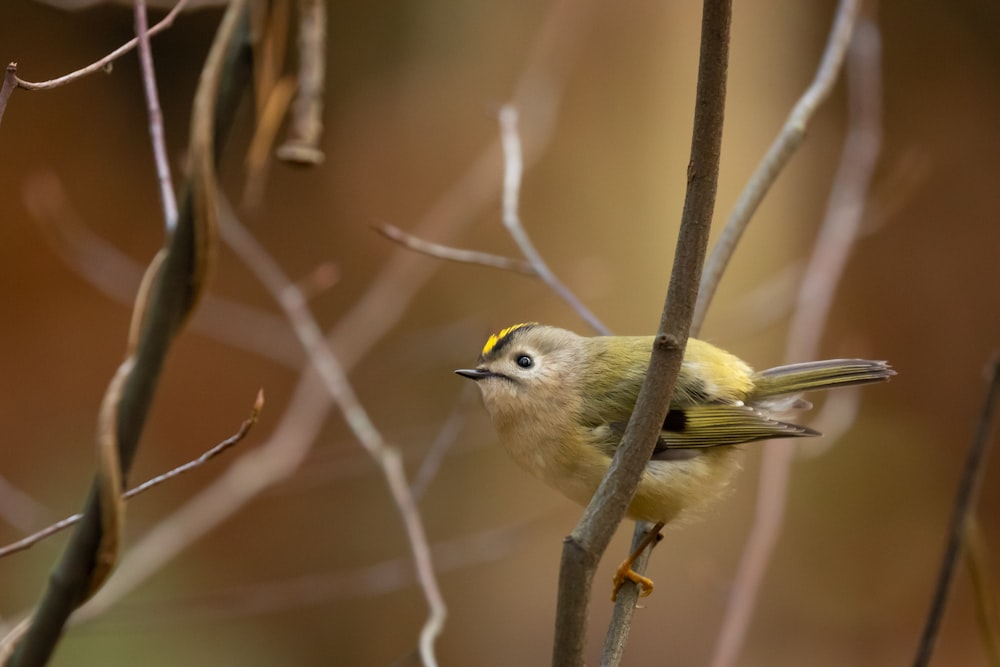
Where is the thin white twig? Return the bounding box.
[134,0,179,231]
[498,106,610,335]
[709,12,882,667]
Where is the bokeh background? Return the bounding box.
[1,1,999,665]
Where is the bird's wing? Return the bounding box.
[651,404,819,454]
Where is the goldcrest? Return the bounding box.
[456,323,894,527]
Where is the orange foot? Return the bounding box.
[611,566,655,601]
[610,521,666,602]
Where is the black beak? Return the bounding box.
[455,368,492,381]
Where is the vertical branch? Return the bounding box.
[709,13,883,667]
[553,1,732,664]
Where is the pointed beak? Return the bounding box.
[455,367,493,381]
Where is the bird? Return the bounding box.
[456,322,894,599]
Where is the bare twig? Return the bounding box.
[276,0,326,164]
[0,392,263,560]
[498,106,610,336]
[134,0,179,231]
[13,0,191,91]
[215,205,445,667]
[553,1,732,664]
[915,356,1000,665]
[709,13,883,667]
[693,0,862,335]
[374,223,537,276]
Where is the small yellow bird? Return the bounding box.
[456,323,894,598]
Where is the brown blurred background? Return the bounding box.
[1,1,999,665]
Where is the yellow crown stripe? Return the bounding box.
[481,322,536,356]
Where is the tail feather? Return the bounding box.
[751,359,895,399]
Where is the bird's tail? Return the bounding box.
[751,359,895,400]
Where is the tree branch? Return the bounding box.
[552,2,732,664]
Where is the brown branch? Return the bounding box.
[374,223,537,275]
[693,0,863,335]
[709,11,882,667]
[915,355,1000,665]
[553,1,732,664]
[0,392,263,561]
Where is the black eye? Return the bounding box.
[516,354,534,369]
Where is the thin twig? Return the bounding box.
[0,392,263,560]
[693,0,862,335]
[709,13,882,667]
[134,0,179,231]
[216,205,446,667]
[374,223,537,276]
[915,356,1000,666]
[13,0,191,91]
[553,1,732,664]
[498,106,610,336]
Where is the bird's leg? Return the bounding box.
[612,521,666,601]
